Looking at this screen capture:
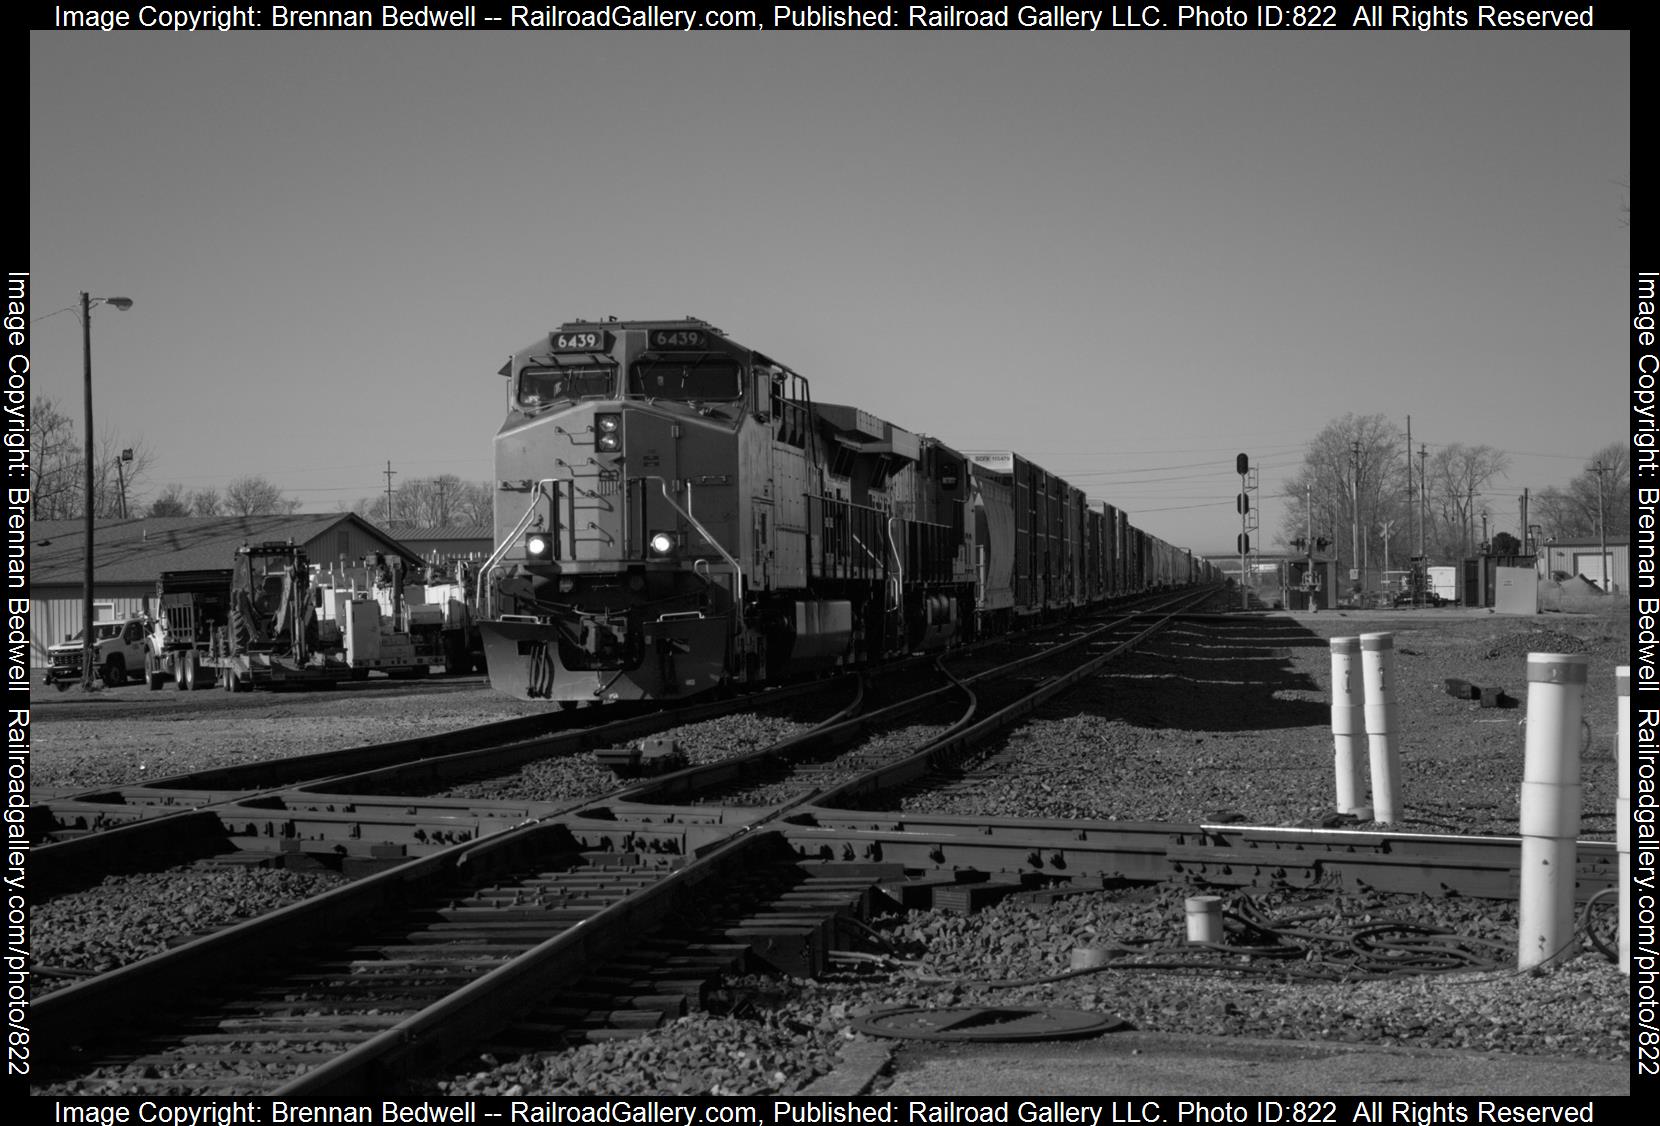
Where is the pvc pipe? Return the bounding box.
[1185,895,1223,945]
[1070,947,1110,971]
[1329,637,1367,815]
[1617,666,1630,975]
[1517,652,1588,971]
[1360,633,1401,824]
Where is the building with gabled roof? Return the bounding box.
[26,513,423,670]
[376,522,492,563]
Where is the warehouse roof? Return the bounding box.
[380,522,493,543]
[28,513,421,587]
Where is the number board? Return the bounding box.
[648,328,711,350]
[550,329,612,352]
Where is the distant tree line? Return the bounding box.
[1276,413,1629,591]
[28,395,490,525]
[349,475,493,527]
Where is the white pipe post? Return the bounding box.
[1329,637,1367,815]
[1360,632,1401,824]
[1517,652,1588,971]
[1617,666,1631,974]
[1185,896,1223,945]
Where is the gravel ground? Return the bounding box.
[423,601,1632,1096]
[28,600,1635,1094]
[28,676,552,796]
[31,864,348,995]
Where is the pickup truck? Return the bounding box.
[43,616,152,690]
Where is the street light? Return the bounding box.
[81,292,133,690]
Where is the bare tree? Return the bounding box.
[356,477,493,526]
[1531,443,1630,540]
[28,395,154,519]
[1426,444,1511,557]
[28,397,80,519]
[190,488,225,516]
[1277,414,1410,592]
[224,476,299,516]
[148,484,192,517]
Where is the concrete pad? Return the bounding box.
[869,1032,1628,1097]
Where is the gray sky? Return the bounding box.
[28,29,1630,555]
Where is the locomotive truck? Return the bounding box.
[477,318,1215,706]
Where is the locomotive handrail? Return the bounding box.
[887,515,904,612]
[476,476,565,618]
[641,475,746,632]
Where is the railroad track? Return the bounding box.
[33,589,1616,1094]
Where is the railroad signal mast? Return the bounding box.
[1236,452,1257,610]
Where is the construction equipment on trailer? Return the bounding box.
[401,558,484,675]
[146,569,233,691]
[202,542,435,691]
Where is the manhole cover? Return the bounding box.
[854,1006,1126,1042]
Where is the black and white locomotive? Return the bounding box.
[477,318,1213,704]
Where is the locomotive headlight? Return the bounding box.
[526,534,552,560]
[648,531,677,558]
[595,413,622,452]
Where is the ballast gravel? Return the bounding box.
[29,599,1634,1094]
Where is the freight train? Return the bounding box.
[477,318,1216,705]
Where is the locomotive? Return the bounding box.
[477,318,1214,705]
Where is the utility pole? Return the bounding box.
[1351,439,1362,605]
[1381,519,1393,599]
[1594,461,1610,590]
[1405,415,1414,551]
[1236,452,1252,610]
[81,292,95,690]
[1418,445,1428,555]
[384,461,397,525]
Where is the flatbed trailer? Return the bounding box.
[147,568,233,691]
[192,543,438,692]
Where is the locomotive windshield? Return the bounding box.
[519,365,615,409]
[628,354,742,402]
